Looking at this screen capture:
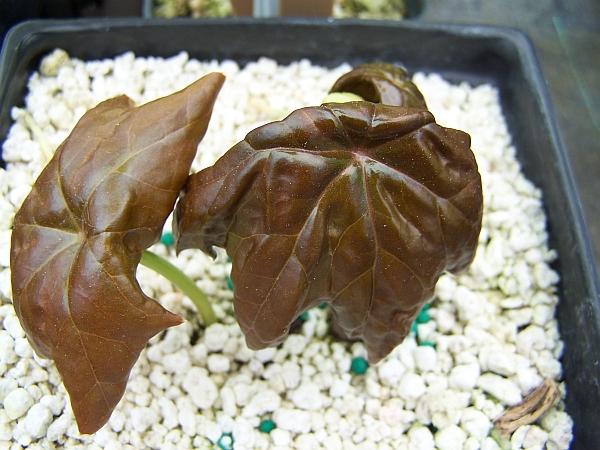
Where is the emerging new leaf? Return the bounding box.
[330,62,427,108]
[175,101,482,363]
[10,73,224,433]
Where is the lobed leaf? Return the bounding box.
[175,101,482,363]
[330,62,427,108]
[10,73,224,433]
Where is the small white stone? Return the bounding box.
[0,331,16,366]
[158,397,179,430]
[207,354,230,373]
[511,425,530,448]
[23,403,53,438]
[460,407,491,440]
[542,410,573,449]
[242,389,280,417]
[232,419,255,449]
[448,363,480,391]
[522,425,548,448]
[0,378,18,402]
[480,346,516,376]
[322,433,343,450]
[329,379,350,398]
[414,346,437,373]
[273,408,312,433]
[130,406,159,433]
[516,367,543,395]
[271,428,291,446]
[379,399,414,428]
[14,337,33,359]
[408,426,435,450]
[3,315,24,339]
[3,387,34,420]
[481,437,501,450]
[254,347,277,363]
[182,368,218,409]
[477,373,522,406]
[0,422,11,440]
[516,325,546,356]
[190,343,208,363]
[435,425,467,450]
[177,398,196,437]
[204,323,229,352]
[282,334,307,355]
[40,394,64,416]
[280,361,301,389]
[290,383,323,411]
[464,436,480,450]
[12,419,32,446]
[40,49,70,77]
[161,349,191,374]
[378,358,405,386]
[398,373,426,400]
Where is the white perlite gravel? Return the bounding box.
[0,49,574,450]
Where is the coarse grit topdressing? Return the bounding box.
[0,50,573,450]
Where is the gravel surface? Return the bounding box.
[0,50,573,450]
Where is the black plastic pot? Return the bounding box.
[0,18,598,449]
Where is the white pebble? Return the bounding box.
[449,363,480,391]
[414,346,437,373]
[271,428,291,446]
[207,354,230,373]
[460,407,491,440]
[3,388,34,420]
[290,383,323,411]
[480,346,516,376]
[204,324,229,352]
[242,389,280,417]
[282,334,307,355]
[523,425,548,448]
[23,403,53,438]
[542,410,573,449]
[254,347,277,363]
[161,349,191,375]
[516,325,546,356]
[477,373,522,406]
[3,315,24,339]
[398,373,426,400]
[378,358,405,386]
[273,408,312,433]
[329,379,350,398]
[408,426,435,450]
[435,425,467,450]
[281,361,301,389]
[182,368,217,409]
[130,406,159,433]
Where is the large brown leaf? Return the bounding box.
[330,62,427,108]
[175,101,482,363]
[10,73,224,433]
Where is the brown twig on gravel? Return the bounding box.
[495,378,560,437]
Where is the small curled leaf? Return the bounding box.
[175,101,482,363]
[330,62,427,108]
[495,379,560,437]
[10,73,224,433]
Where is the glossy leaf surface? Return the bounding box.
[175,101,482,363]
[10,73,224,433]
[330,62,427,108]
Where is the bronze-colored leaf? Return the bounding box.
[175,101,482,363]
[10,73,224,433]
[330,62,427,108]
